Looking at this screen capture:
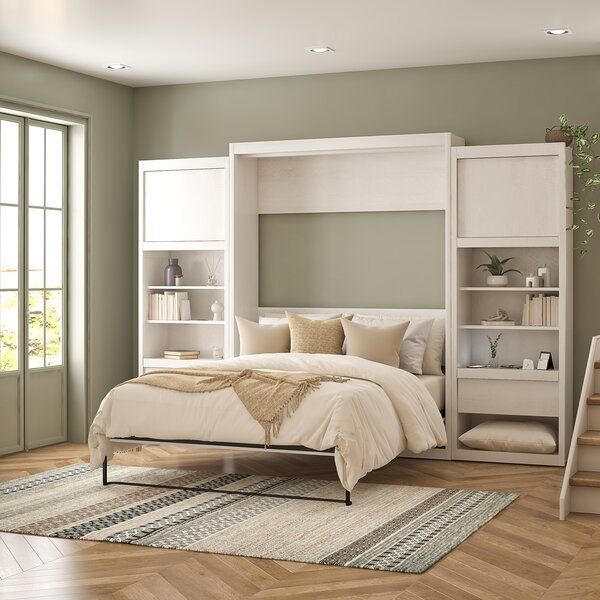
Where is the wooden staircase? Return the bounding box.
[560,343,600,518]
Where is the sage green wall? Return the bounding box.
[133,54,600,405]
[0,51,134,433]
[259,212,445,308]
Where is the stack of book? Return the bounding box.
[521,294,559,327]
[163,350,199,360]
[148,292,191,320]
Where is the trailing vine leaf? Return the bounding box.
[550,114,600,255]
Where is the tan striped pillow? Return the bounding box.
[286,312,347,355]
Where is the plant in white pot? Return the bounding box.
[476,251,521,287]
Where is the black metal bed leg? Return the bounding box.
[102,456,108,486]
[345,490,352,506]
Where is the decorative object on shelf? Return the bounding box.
[211,300,224,321]
[476,251,521,287]
[163,350,199,360]
[175,274,183,286]
[500,364,521,369]
[537,351,554,370]
[548,114,600,255]
[522,358,535,370]
[212,346,224,360]
[467,364,489,368]
[481,308,515,326]
[545,125,573,146]
[487,333,502,368]
[164,258,183,286]
[537,264,551,287]
[525,274,541,288]
[180,299,191,321]
[204,254,221,286]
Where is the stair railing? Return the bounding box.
[560,334,600,519]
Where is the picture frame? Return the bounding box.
[537,351,554,370]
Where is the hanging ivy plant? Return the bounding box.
[551,114,600,256]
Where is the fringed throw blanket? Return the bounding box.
[126,369,348,445]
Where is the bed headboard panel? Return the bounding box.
[258,307,445,320]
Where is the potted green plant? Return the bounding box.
[547,115,600,255]
[545,124,573,146]
[475,251,521,287]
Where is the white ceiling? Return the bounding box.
[1,0,599,87]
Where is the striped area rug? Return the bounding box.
[0,463,517,573]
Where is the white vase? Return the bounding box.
[211,300,224,321]
[487,275,508,287]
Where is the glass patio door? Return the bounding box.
[0,113,67,455]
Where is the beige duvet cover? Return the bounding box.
[88,353,446,491]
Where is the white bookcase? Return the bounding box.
[451,143,573,466]
[138,157,230,373]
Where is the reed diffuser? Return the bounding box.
[204,254,221,286]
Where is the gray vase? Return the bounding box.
[164,258,182,286]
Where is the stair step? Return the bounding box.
[570,471,600,488]
[578,431,600,446]
[589,394,600,405]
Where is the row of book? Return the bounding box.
[148,292,191,321]
[522,294,559,327]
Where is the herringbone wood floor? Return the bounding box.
[0,443,599,599]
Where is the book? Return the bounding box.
[175,291,189,320]
[164,350,199,359]
[180,299,191,320]
[481,320,515,326]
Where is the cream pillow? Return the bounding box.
[352,315,432,373]
[235,316,290,355]
[459,421,557,454]
[422,316,445,376]
[286,312,346,355]
[341,318,409,367]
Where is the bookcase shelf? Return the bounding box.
[147,320,225,325]
[460,287,559,293]
[459,325,559,331]
[148,285,225,291]
[451,143,572,467]
[144,357,223,369]
[139,157,230,374]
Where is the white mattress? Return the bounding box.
[417,374,445,411]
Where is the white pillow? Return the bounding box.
[459,420,557,454]
[351,315,434,374]
[235,316,290,355]
[259,313,342,325]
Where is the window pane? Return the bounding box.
[0,291,18,372]
[1,120,19,205]
[45,129,63,208]
[28,290,44,368]
[28,126,44,207]
[28,207,44,288]
[46,210,62,288]
[0,205,18,289]
[45,290,62,366]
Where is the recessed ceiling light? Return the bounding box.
[308,46,334,54]
[106,63,131,70]
[544,28,572,36]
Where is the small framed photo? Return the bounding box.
[537,351,554,370]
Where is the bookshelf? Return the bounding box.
[138,157,230,373]
[451,143,573,466]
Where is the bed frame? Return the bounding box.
[105,306,448,506]
[103,437,352,506]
